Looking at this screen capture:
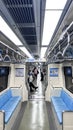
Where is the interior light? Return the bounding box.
[42,11,62,46]
[42,0,67,46]
[19,47,33,58]
[0,16,22,46]
[0,16,32,58]
[41,47,47,58]
[46,0,67,9]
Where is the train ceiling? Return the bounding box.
[1,0,73,63]
[0,0,46,59]
[46,0,73,63]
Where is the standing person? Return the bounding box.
[28,71,38,92]
[43,68,46,81]
[33,67,39,79]
[40,71,44,81]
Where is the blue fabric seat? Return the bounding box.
[0,89,12,109]
[0,89,21,123]
[61,90,73,110]
[51,90,73,124]
[56,111,62,124]
[51,97,65,106]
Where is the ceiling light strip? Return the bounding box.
[0,40,24,57]
[0,16,32,58]
[44,9,63,11]
[19,47,33,58]
[0,16,23,46]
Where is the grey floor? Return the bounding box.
[12,71,56,130]
[18,100,50,130]
[46,101,57,130]
[12,102,27,130]
[11,102,27,130]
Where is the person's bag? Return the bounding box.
[27,77,29,83]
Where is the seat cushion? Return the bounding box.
[51,96,69,124]
[51,97,65,106]
[5,112,12,124]
[1,96,21,123]
[56,111,62,124]
[61,90,73,110]
[54,104,69,113]
[0,89,12,108]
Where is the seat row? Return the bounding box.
[51,89,73,130]
[0,88,22,130]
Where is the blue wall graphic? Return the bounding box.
[50,68,58,77]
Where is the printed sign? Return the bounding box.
[50,68,58,77]
[15,68,24,77]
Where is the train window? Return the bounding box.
[64,66,73,93]
[64,66,72,77]
[0,67,10,92]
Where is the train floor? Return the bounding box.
[12,72,57,130]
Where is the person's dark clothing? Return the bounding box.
[29,82,37,92]
[28,75,38,92]
[33,67,39,79]
[41,72,44,81]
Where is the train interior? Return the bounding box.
[0,0,73,130]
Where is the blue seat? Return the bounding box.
[0,89,12,109]
[56,111,62,124]
[51,90,73,124]
[61,90,73,110]
[0,89,21,123]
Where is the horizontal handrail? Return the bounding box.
[10,86,22,89]
[51,84,63,89]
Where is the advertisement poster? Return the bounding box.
[15,68,24,77]
[50,68,58,77]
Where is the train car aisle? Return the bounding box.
[18,100,50,130]
[18,71,50,130]
[29,69,45,100]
